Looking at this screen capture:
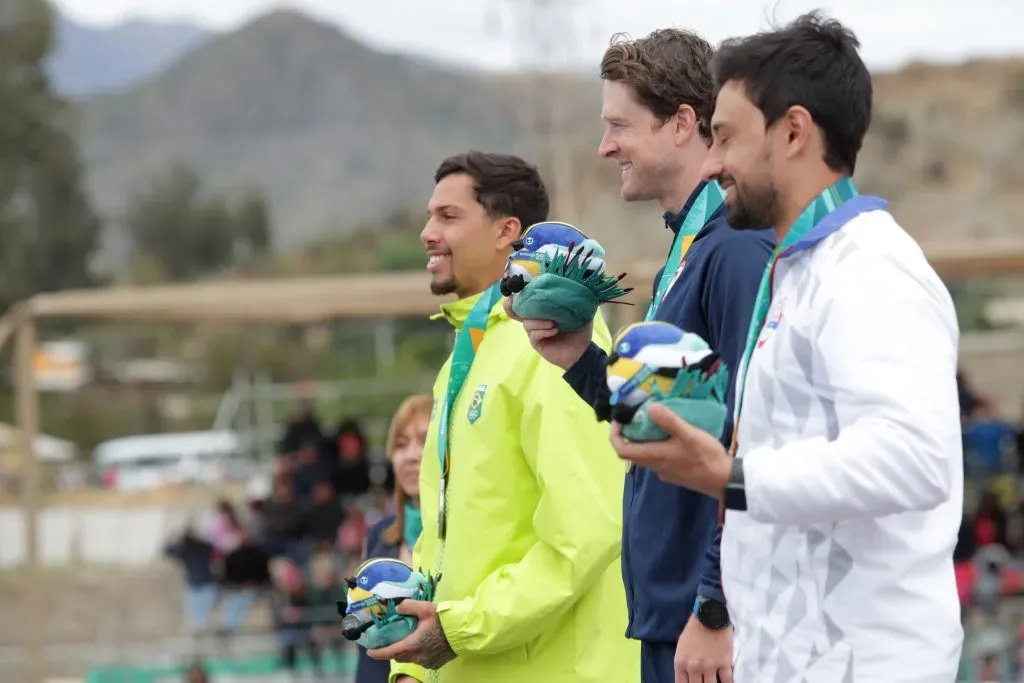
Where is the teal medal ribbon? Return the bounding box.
[644,181,725,321]
[403,501,422,549]
[436,281,503,539]
[730,177,886,455]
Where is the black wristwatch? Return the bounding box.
[723,456,747,511]
[693,596,730,630]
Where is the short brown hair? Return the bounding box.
[434,151,549,233]
[600,29,716,141]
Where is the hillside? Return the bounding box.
[76,9,1024,253]
[78,10,598,247]
[856,58,1024,243]
[48,12,212,98]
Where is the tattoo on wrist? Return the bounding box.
[418,622,456,669]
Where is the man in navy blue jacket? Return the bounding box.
[506,29,773,683]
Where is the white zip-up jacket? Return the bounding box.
[722,207,964,682]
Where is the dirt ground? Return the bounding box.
[0,562,271,647]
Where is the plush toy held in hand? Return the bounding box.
[337,558,439,650]
[501,221,632,331]
[605,321,730,442]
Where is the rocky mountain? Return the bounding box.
[75,8,1024,253]
[49,11,212,98]
[77,10,599,247]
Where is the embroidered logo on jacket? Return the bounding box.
[466,384,488,424]
[757,299,786,348]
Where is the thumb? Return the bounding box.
[646,402,692,439]
[395,599,430,617]
[503,296,522,322]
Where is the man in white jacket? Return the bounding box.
[610,11,964,682]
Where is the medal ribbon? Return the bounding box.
[435,281,503,538]
[729,177,867,455]
[644,181,725,321]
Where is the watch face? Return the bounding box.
[698,599,729,630]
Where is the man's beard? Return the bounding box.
[430,278,459,296]
[725,178,779,231]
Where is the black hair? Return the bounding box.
[435,151,549,233]
[712,11,872,174]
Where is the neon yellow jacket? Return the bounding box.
[391,293,638,683]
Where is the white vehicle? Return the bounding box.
[92,430,249,492]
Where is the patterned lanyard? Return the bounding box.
[435,281,502,539]
[729,177,862,455]
[644,181,725,321]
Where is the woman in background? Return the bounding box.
[354,394,431,683]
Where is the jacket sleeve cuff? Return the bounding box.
[562,342,604,387]
[696,584,727,605]
[390,661,426,682]
[436,599,473,655]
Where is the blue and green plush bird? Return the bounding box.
[339,558,439,650]
[606,321,730,442]
[501,221,632,331]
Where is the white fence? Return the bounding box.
[0,507,195,567]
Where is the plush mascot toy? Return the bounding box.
[338,558,439,650]
[501,221,632,331]
[605,321,730,442]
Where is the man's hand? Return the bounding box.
[503,296,592,371]
[610,403,731,498]
[367,600,456,670]
[675,615,733,683]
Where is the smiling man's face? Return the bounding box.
[421,172,503,297]
[704,80,782,229]
[598,80,679,203]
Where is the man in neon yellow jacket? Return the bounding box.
[367,151,638,683]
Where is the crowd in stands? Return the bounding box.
[956,371,1024,681]
[165,399,406,679]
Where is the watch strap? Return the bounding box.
[723,456,747,511]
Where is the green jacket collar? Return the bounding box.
[432,288,507,330]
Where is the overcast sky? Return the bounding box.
[54,0,1023,71]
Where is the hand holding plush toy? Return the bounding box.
[605,321,730,442]
[338,558,440,650]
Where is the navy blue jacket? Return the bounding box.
[564,181,774,643]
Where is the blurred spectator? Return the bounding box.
[246,495,268,545]
[261,477,309,564]
[974,490,1010,549]
[220,526,272,636]
[207,499,243,559]
[337,506,368,576]
[308,479,346,560]
[329,419,372,500]
[184,660,209,683]
[269,557,321,676]
[280,398,324,456]
[959,369,979,420]
[291,441,323,502]
[966,399,1016,479]
[307,551,347,671]
[354,395,431,683]
[165,525,218,635]
[1017,396,1024,476]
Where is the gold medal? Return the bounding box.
[438,475,447,539]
